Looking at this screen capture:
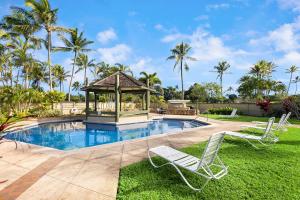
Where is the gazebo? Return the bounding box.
[81,71,155,124]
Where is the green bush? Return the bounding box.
[208,107,235,115]
[29,107,62,118]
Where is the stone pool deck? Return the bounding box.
[0,115,251,200]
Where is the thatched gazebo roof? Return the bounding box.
[81,71,155,92]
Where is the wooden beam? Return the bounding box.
[94,93,98,112]
[115,74,120,122]
[85,91,89,119]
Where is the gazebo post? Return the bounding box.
[146,78,150,113]
[120,92,122,111]
[85,90,90,120]
[142,93,145,110]
[94,93,98,112]
[115,74,120,122]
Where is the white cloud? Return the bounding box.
[277,0,300,12]
[277,51,300,66]
[249,23,300,52]
[194,15,209,21]
[161,33,188,43]
[154,24,164,31]
[131,58,153,73]
[206,3,230,11]
[97,44,131,64]
[97,28,117,44]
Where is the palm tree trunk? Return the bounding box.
[10,64,13,87]
[25,68,29,89]
[68,51,77,101]
[220,73,223,96]
[295,82,298,95]
[288,72,292,95]
[84,65,87,86]
[47,30,53,91]
[60,81,62,92]
[180,58,184,100]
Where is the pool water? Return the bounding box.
[5,119,206,150]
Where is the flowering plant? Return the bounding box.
[256,99,271,112]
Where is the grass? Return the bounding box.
[117,127,300,200]
[200,114,300,125]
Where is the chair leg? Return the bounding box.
[170,163,211,192]
[0,140,18,149]
[148,151,171,168]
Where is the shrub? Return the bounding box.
[208,107,234,115]
[256,99,271,112]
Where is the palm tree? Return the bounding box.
[212,61,230,96]
[139,71,161,86]
[10,36,37,89]
[55,28,93,101]
[293,76,300,95]
[75,53,95,86]
[72,81,81,96]
[2,6,41,46]
[286,65,298,95]
[167,42,196,100]
[114,63,133,76]
[29,61,47,90]
[25,0,68,91]
[52,64,69,92]
[92,62,111,79]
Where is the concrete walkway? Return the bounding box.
[0,116,250,200]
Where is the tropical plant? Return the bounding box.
[212,61,230,96]
[72,81,81,96]
[25,0,68,91]
[75,53,95,86]
[139,71,161,86]
[92,62,112,79]
[286,65,298,94]
[28,61,47,90]
[292,76,300,95]
[204,82,222,103]
[55,28,93,101]
[167,42,196,100]
[114,63,133,76]
[52,64,69,92]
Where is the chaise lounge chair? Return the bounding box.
[225,117,278,149]
[251,112,291,133]
[148,132,228,191]
[220,108,238,118]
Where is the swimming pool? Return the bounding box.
[5,119,207,150]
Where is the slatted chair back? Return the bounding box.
[275,114,286,130]
[262,117,275,139]
[230,109,237,117]
[198,132,225,168]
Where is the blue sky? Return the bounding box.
[1,0,300,94]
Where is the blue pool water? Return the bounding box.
[5,119,206,150]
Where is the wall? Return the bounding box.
[53,102,136,115]
[187,103,283,116]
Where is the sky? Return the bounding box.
[1,0,300,94]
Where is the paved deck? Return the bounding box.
[0,116,250,200]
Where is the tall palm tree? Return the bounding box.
[25,0,68,91]
[286,65,298,95]
[29,61,47,90]
[52,64,69,92]
[293,76,300,95]
[167,42,196,99]
[10,36,37,89]
[55,28,93,101]
[114,63,133,76]
[72,81,81,96]
[212,61,230,96]
[1,6,41,46]
[75,53,95,86]
[139,71,161,86]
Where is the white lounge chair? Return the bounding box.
[220,108,238,118]
[251,112,291,133]
[148,132,228,191]
[225,117,278,149]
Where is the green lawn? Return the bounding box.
[200,114,300,125]
[117,128,300,200]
